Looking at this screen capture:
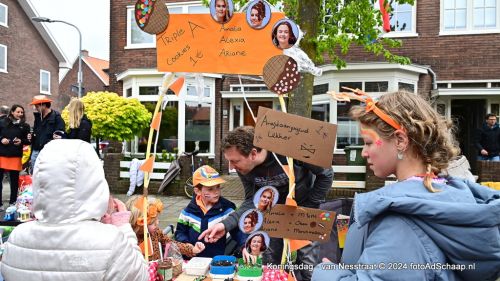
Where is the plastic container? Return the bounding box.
[237,257,263,278]
[209,255,236,276]
[184,257,212,276]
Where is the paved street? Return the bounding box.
[1,174,245,230]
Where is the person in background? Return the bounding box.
[312,91,500,281]
[67,98,92,143]
[29,95,65,172]
[1,139,149,280]
[0,105,30,211]
[474,113,500,161]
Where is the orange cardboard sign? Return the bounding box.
[156,13,284,75]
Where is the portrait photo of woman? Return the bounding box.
[272,19,298,49]
[246,0,271,29]
[239,209,263,234]
[210,0,233,24]
[245,231,269,258]
[253,186,278,212]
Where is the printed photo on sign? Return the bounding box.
[253,186,279,213]
[245,231,270,258]
[210,0,234,24]
[246,0,271,30]
[239,209,263,234]
[271,19,298,49]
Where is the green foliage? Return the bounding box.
[62,91,152,141]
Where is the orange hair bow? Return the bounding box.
[134,196,164,226]
[329,87,403,131]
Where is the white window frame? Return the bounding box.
[440,0,500,35]
[40,70,51,94]
[0,44,6,73]
[126,6,156,49]
[0,3,7,27]
[123,75,217,157]
[379,0,418,38]
[167,1,210,14]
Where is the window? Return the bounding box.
[313,84,329,95]
[167,4,210,14]
[377,0,418,37]
[126,8,155,48]
[231,85,268,92]
[139,101,179,153]
[0,44,6,72]
[339,81,362,91]
[187,86,210,97]
[365,81,388,92]
[185,101,211,153]
[0,3,7,27]
[40,70,50,94]
[389,2,414,32]
[139,86,159,95]
[125,88,132,98]
[337,101,363,149]
[311,103,330,122]
[398,82,415,93]
[442,0,499,33]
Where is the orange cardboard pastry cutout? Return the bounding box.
[289,239,311,252]
[140,155,155,173]
[169,76,185,96]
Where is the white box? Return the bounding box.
[184,257,212,276]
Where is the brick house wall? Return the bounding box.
[332,0,500,81]
[59,53,109,108]
[0,0,62,124]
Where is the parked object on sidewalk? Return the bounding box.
[158,157,181,194]
[442,155,476,182]
[128,158,145,196]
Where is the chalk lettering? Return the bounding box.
[167,44,191,65]
[219,36,245,44]
[159,28,185,45]
[188,21,205,38]
[219,48,247,57]
[219,25,242,32]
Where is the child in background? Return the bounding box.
[176,165,242,258]
[126,195,205,260]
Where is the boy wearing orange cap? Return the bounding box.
[175,165,241,258]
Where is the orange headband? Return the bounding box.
[134,196,164,226]
[329,87,403,131]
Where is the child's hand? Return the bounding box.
[193,242,205,254]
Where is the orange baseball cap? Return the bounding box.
[193,165,226,187]
[30,95,53,105]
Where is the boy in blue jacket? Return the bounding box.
[175,165,241,258]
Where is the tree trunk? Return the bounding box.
[288,0,321,117]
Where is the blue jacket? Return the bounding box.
[312,178,500,281]
[175,196,240,258]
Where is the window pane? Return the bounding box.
[337,101,363,149]
[313,84,328,95]
[486,0,496,6]
[456,9,467,28]
[339,82,362,91]
[0,46,5,70]
[140,101,179,153]
[398,82,415,93]
[130,10,154,44]
[188,5,209,14]
[444,10,455,28]
[0,5,5,24]
[311,104,330,122]
[233,104,241,128]
[456,0,467,9]
[485,8,496,26]
[185,102,211,153]
[444,0,454,9]
[474,8,485,26]
[474,0,485,7]
[41,72,49,92]
[187,86,210,97]
[365,81,388,92]
[168,7,183,14]
[125,88,132,98]
[139,86,158,95]
[396,11,412,31]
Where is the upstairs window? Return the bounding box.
[0,3,7,27]
[126,8,155,48]
[40,70,51,94]
[442,0,499,33]
[0,44,6,72]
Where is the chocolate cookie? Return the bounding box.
[135,0,169,35]
[263,55,300,95]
